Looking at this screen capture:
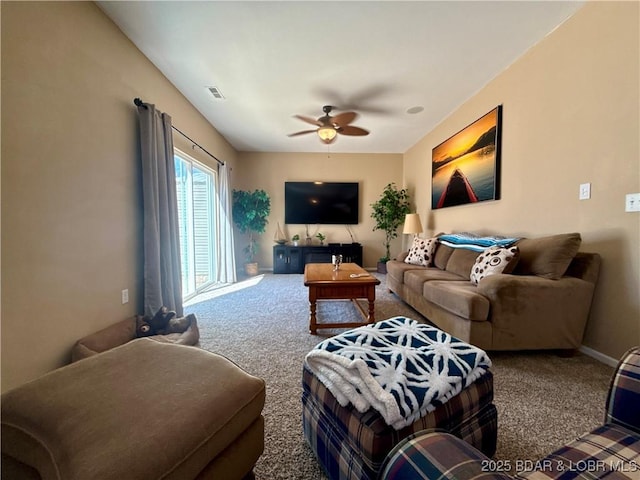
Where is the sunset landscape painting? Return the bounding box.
[432,106,502,209]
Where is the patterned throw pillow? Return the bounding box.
[404,237,438,266]
[470,245,520,285]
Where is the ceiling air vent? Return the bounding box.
[207,86,225,100]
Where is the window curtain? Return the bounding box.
[216,162,236,283]
[136,102,183,317]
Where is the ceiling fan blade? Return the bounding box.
[288,129,317,137]
[331,111,357,127]
[338,125,369,136]
[293,115,322,127]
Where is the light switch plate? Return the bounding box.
[579,183,591,200]
[625,193,640,212]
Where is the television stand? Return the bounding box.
[273,244,363,274]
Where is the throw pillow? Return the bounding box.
[470,245,520,285]
[513,233,581,280]
[404,237,438,266]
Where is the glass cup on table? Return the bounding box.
[332,254,343,271]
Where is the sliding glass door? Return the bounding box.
[174,150,218,299]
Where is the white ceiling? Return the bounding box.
[98,1,584,154]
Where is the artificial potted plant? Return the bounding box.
[232,189,271,276]
[370,182,410,273]
[291,234,300,246]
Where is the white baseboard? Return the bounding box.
[579,345,618,367]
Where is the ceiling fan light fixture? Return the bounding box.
[317,126,337,142]
[289,105,368,142]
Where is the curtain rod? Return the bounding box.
[134,98,225,166]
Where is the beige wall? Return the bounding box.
[1,2,237,392]
[234,152,404,268]
[404,1,639,360]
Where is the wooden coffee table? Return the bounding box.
[303,263,381,334]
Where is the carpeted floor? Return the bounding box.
[185,272,614,480]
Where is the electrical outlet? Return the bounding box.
[121,289,129,304]
[625,193,640,212]
[579,183,591,200]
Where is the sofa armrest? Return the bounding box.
[380,430,512,480]
[605,346,640,434]
[564,252,601,284]
[476,274,596,349]
[395,251,409,262]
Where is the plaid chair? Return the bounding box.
[380,347,640,480]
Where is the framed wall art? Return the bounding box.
[431,105,502,209]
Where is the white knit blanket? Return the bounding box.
[304,317,492,430]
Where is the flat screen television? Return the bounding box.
[284,181,359,225]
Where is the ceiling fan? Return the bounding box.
[288,105,370,144]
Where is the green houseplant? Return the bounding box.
[232,189,271,276]
[370,182,410,273]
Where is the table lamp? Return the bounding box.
[402,213,423,238]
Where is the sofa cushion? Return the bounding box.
[404,269,468,292]
[405,237,438,266]
[387,260,428,286]
[445,249,481,279]
[433,243,455,270]
[470,246,520,285]
[422,281,490,321]
[514,233,581,280]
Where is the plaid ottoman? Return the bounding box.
[302,364,497,480]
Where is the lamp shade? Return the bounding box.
[402,213,423,234]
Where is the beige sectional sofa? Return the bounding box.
[386,233,601,351]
